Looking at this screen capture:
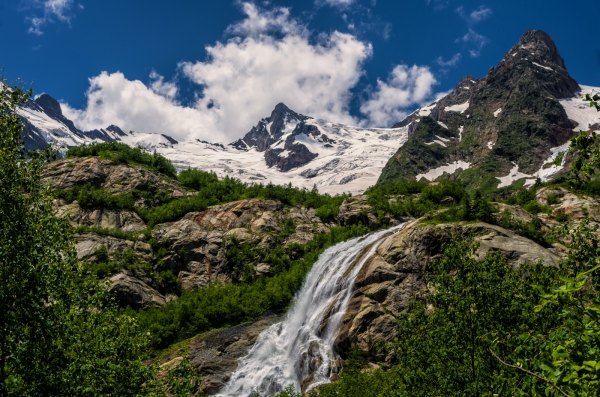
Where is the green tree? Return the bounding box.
[0,81,156,396]
[392,237,558,396]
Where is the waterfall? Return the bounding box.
[216,223,407,397]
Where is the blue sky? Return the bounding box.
[1,0,599,142]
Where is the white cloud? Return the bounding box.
[456,28,490,57]
[25,0,77,35]
[436,53,462,68]
[469,6,493,23]
[360,65,437,127]
[61,72,209,139]
[456,5,492,25]
[317,0,355,7]
[63,2,437,141]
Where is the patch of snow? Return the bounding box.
[279,150,291,158]
[418,101,438,117]
[512,53,517,57]
[497,164,535,188]
[532,62,553,71]
[461,86,470,90]
[494,108,502,118]
[458,126,464,142]
[559,85,600,131]
[445,101,469,114]
[471,80,476,84]
[487,141,494,150]
[437,121,449,129]
[416,161,471,182]
[533,141,570,182]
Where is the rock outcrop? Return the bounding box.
[56,200,146,231]
[335,220,561,362]
[152,199,329,289]
[337,195,380,230]
[42,157,182,195]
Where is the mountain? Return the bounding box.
[18,30,600,195]
[379,29,599,190]
[20,97,411,195]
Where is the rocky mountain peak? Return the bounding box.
[493,29,580,98]
[106,125,127,137]
[510,29,566,69]
[380,29,589,189]
[230,103,309,151]
[35,94,63,116]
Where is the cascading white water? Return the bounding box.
[216,223,407,397]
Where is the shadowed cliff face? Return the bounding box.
[380,29,581,190]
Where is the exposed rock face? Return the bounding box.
[335,220,561,362]
[264,121,332,171]
[74,233,153,263]
[337,195,380,230]
[158,315,284,395]
[230,103,309,151]
[380,29,580,189]
[535,186,600,227]
[55,200,146,231]
[108,272,168,309]
[42,157,182,195]
[153,199,329,289]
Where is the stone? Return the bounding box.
[337,195,380,230]
[255,263,272,275]
[108,272,166,309]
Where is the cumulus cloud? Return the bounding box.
[456,28,490,57]
[61,72,209,139]
[360,65,437,127]
[25,0,78,35]
[456,5,493,25]
[63,2,437,141]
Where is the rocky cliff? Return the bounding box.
[379,29,592,190]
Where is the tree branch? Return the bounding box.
[488,348,571,397]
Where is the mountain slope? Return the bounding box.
[379,29,599,190]
[20,96,411,195]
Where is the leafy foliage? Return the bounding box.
[0,82,157,396]
[66,142,177,179]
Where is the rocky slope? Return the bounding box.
[379,30,599,190]
[44,157,334,309]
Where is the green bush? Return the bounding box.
[66,141,177,178]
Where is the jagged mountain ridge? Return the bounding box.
[18,30,600,194]
[379,29,599,189]
[20,95,411,195]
